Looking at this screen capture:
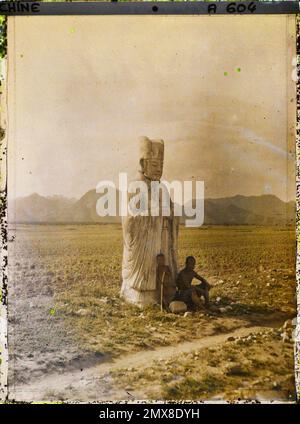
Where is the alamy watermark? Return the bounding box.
[95,173,204,227]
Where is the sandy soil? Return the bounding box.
[7,265,104,393]
[7,252,292,402]
[10,325,270,402]
[7,225,296,402]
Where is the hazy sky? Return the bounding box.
[8,15,296,201]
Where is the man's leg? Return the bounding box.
[195,286,210,308]
[181,288,195,310]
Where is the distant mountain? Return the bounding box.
[9,191,295,226]
[71,189,120,223]
[9,193,76,223]
[199,194,295,226]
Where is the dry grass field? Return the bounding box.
[7,224,297,401]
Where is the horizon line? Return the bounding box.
[10,191,296,204]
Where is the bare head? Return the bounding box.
[139,136,164,181]
[156,253,165,267]
[185,256,196,270]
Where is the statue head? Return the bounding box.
[139,136,164,181]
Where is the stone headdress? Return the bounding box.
[139,136,164,162]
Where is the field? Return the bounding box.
[7,224,297,401]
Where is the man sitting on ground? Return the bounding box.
[176,256,211,310]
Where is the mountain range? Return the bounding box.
[8,191,295,226]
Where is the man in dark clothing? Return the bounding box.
[176,256,211,310]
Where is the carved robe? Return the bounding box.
[121,177,178,307]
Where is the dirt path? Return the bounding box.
[10,325,271,402]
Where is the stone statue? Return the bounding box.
[121,136,179,307]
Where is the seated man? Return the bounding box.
[176,256,211,310]
[156,253,176,308]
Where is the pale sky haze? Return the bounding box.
[7,15,296,202]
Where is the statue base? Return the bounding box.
[120,284,158,308]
